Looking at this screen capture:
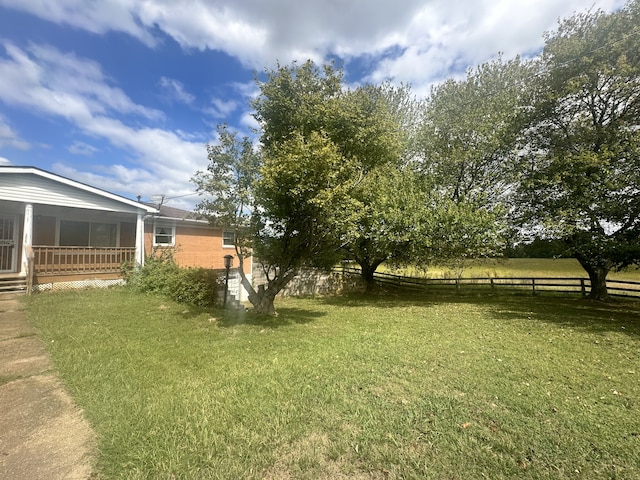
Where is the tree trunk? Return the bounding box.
[358,258,384,292]
[575,256,611,300]
[362,266,377,292]
[252,285,278,316]
[234,253,296,316]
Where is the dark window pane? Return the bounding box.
[90,223,117,247]
[60,221,90,246]
[154,226,173,245]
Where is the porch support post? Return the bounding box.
[20,203,33,275]
[135,213,145,266]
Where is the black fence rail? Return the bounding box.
[339,267,640,299]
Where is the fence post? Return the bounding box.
[532,278,536,295]
[490,278,494,292]
[581,279,586,298]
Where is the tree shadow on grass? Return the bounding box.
[320,289,640,336]
[212,306,326,329]
[321,288,540,310]
[320,290,441,309]
[488,295,640,337]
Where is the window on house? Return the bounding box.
[90,223,117,247]
[59,221,117,247]
[222,230,235,248]
[60,221,89,246]
[154,225,175,246]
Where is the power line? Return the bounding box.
[164,191,200,201]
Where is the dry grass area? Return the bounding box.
[387,258,640,281]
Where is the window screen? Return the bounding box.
[223,230,235,247]
[59,221,90,246]
[90,223,117,247]
[154,225,174,246]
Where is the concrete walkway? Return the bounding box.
[0,294,95,480]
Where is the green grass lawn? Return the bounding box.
[26,288,640,479]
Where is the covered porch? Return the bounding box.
[0,202,148,292]
[0,166,157,293]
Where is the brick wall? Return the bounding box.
[144,223,250,274]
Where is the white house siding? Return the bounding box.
[0,172,144,213]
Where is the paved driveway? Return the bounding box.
[0,294,95,480]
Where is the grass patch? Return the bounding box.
[0,374,24,386]
[26,288,640,479]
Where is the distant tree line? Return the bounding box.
[193,0,640,313]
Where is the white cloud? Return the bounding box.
[0,0,629,207]
[86,116,205,178]
[0,0,627,83]
[136,1,270,67]
[0,114,29,150]
[204,97,238,118]
[0,0,424,68]
[0,41,209,205]
[232,80,260,100]
[239,111,259,133]
[0,156,12,165]
[159,77,195,105]
[0,42,163,121]
[0,0,156,46]
[365,0,628,92]
[68,141,98,156]
[62,116,208,204]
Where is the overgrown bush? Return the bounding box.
[125,248,224,307]
[168,268,224,307]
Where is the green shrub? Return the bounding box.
[169,267,223,307]
[126,248,223,307]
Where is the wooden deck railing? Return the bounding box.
[32,246,136,275]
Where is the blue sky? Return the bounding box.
[0,0,626,210]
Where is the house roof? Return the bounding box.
[0,166,158,214]
[142,202,210,224]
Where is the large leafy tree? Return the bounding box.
[254,61,418,290]
[419,56,532,206]
[194,62,352,315]
[193,125,352,315]
[413,57,531,269]
[326,84,419,288]
[192,125,261,308]
[252,60,343,150]
[517,1,640,299]
[332,76,510,285]
[342,164,428,290]
[251,131,357,310]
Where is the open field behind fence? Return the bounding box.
[342,259,640,299]
[354,270,640,298]
[380,258,640,282]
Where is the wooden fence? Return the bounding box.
[340,267,640,299]
[32,246,136,275]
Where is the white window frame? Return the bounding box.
[153,224,175,247]
[222,230,235,248]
